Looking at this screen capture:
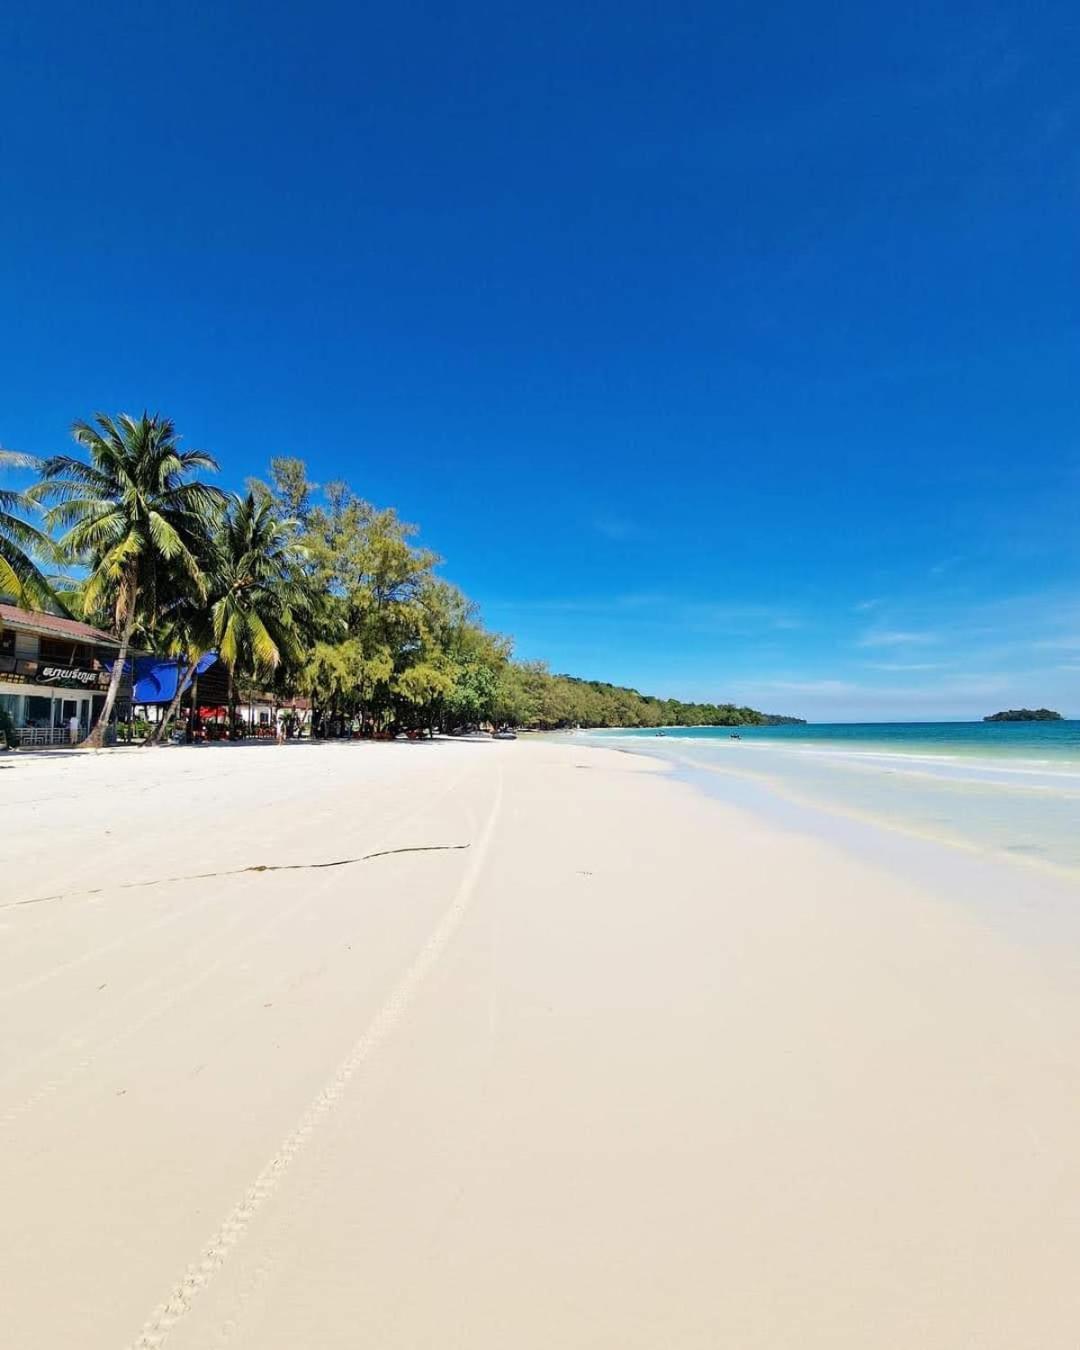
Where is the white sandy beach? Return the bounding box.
[3,737,1080,1348]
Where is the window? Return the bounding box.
[0,629,14,657]
[39,637,91,666]
[0,693,23,725]
[25,695,53,727]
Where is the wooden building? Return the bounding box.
[0,603,132,746]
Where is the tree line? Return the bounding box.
[0,414,799,745]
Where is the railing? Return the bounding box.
[16,727,79,747]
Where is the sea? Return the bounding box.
[580,721,1080,877]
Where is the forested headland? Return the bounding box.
[1,422,801,741]
[515,674,804,729]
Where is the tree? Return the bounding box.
[408,578,510,730]
[283,474,441,732]
[0,449,60,611]
[147,589,215,745]
[392,660,455,736]
[209,492,306,734]
[33,414,225,747]
[260,457,316,524]
[492,663,541,728]
[446,660,501,727]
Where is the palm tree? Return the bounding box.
[147,590,215,745]
[32,414,226,747]
[0,449,60,610]
[210,492,305,735]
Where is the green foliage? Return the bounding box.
[488,667,801,730]
[17,440,803,738]
[30,413,227,745]
[210,492,306,679]
[33,414,225,628]
[447,661,501,725]
[119,717,154,742]
[393,660,455,718]
[0,449,63,611]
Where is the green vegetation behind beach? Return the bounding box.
[2,427,799,738]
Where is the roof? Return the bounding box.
[0,602,121,648]
[133,652,219,704]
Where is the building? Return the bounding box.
[131,652,311,738]
[0,602,132,746]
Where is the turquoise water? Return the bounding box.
[583,722,1080,875]
[605,720,1080,763]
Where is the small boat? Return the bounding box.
[492,729,517,741]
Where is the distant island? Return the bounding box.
[983,708,1063,722]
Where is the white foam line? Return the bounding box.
[126,763,504,1350]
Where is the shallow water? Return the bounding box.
[583,723,1080,876]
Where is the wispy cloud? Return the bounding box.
[731,671,1025,722]
[1033,636,1080,652]
[592,515,640,542]
[928,555,963,577]
[863,661,948,672]
[485,591,803,634]
[856,628,940,648]
[755,678,857,695]
[485,583,1080,721]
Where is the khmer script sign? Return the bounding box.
[36,665,106,688]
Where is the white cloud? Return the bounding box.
[724,671,1032,722]
[485,582,1080,721]
[756,678,859,695]
[485,591,804,634]
[1032,636,1080,652]
[856,629,940,648]
[863,661,948,672]
[928,555,963,576]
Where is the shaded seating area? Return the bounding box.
[130,653,310,740]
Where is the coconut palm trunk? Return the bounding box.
[85,605,136,748]
[150,655,199,745]
[187,670,200,741]
[227,665,237,739]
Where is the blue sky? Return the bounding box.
[2,1,1077,720]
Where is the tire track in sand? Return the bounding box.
[126,763,504,1350]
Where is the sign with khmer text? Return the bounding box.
[35,665,107,688]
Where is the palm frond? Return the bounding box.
[56,510,127,557]
[0,446,40,466]
[0,536,60,609]
[244,610,283,672]
[176,449,220,474]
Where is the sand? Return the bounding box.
[3,736,1080,1348]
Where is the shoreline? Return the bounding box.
[4,738,1080,1346]
[579,729,1080,878]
